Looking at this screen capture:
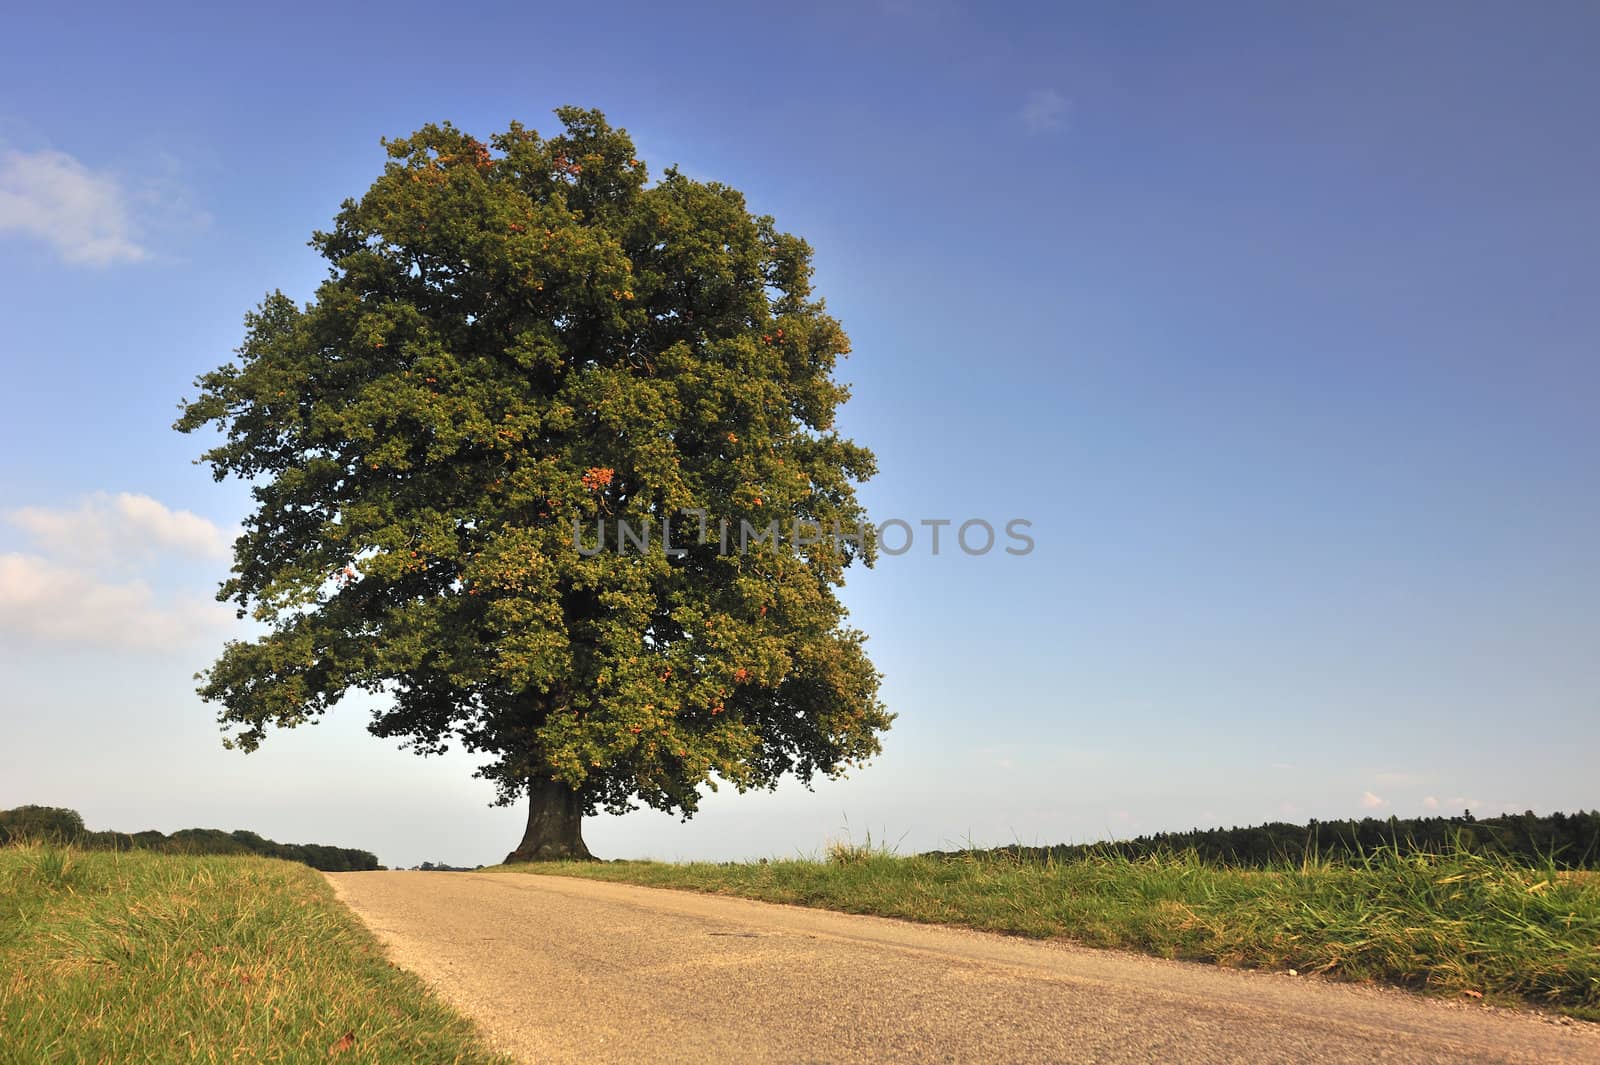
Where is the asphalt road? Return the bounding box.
[326,870,1599,1065]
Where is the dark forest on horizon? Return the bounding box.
[0,805,380,871]
[930,809,1600,869]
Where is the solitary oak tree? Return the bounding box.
[177,109,890,860]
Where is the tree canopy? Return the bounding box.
[177,108,891,858]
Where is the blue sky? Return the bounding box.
[2,2,1596,868]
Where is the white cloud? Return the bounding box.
[0,552,230,652]
[0,493,235,653]
[1020,89,1069,134]
[1361,791,1388,810]
[8,492,233,565]
[0,148,146,266]
[1423,795,1440,810]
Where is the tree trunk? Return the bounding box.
[503,777,594,863]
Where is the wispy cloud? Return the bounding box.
[1020,89,1069,134]
[1423,795,1440,810]
[8,492,233,564]
[0,493,234,652]
[1361,790,1389,810]
[0,148,146,266]
[0,552,230,651]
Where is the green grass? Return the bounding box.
[502,844,1600,1020]
[0,844,511,1065]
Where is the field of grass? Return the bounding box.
[0,845,510,1065]
[505,844,1600,1020]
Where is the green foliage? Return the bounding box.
[0,807,380,872]
[176,107,890,817]
[517,847,1600,1019]
[824,826,897,865]
[0,848,509,1064]
[26,845,77,891]
[931,810,1600,870]
[0,804,86,843]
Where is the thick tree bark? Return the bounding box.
[503,777,595,863]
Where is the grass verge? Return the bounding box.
[0,844,511,1065]
[502,845,1600,1020]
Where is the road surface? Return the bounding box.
[326,870,1599,1064]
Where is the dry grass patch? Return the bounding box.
[0,845,510,1065]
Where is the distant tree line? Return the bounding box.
[414,861,482,871]
[0,806,381,872]
[928,810,1600,870]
